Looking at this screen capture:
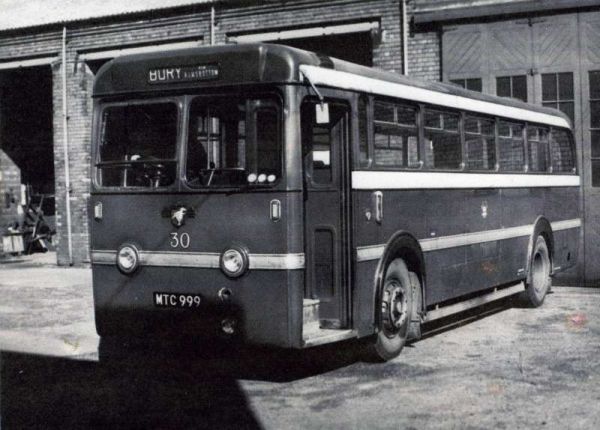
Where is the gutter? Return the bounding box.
[62,26,73,265]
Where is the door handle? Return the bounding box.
[373,191,383,224]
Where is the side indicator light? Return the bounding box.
[94,202,103,220]
[270,199,281,222]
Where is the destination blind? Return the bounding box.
[148,64,219,84]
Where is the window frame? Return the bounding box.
[422,106,464,171]
[525,124,551,173]
[371,98,421,169]
[94,96,182,191]
[541,72,575,125]
[463,113,498,172]
[182,91,284,191]
[496,75,528,103]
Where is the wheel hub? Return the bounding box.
[381,281,408,333]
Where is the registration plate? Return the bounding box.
[154,292,201,308]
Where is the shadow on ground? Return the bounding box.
[0,348,262,429]
[0,338,366,429]
[0,293,529,428]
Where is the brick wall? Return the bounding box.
[406,1,441,81]
[0,0,405,265]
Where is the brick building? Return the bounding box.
[1,0,599,283]
[408,0,600,283]
[0,0,403,266]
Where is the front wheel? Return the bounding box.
[524,236,552,307]
[367,259,414,362]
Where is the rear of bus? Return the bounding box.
[90,45,312,348]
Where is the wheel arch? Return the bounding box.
[526,216,555,282]
[372,231,426,329]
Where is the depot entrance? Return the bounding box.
[0,65,54,225]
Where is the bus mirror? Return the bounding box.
[316,103,330,124]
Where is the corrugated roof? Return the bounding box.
[0,0,215,32]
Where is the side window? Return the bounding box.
[465,116,496,170]
[550,129,576,174]
[424,109,461,169]
[498,121,525,171]
[527,126,549,172]
[373,100,420,168]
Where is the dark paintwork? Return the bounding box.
[91,43,580,349]
[91,191,305,348]
[353,186,579,309]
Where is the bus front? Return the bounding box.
[90,45,308,348]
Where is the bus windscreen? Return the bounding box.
[97,102,178,188]
[185,96,280,188]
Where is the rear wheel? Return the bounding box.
[524,236,552,307]
[367,259,414,362]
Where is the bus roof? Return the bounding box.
[93,43,571,129]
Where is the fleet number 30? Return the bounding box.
[170,232,191,249]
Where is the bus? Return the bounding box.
[90,43,580,361]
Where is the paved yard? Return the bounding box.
[0,259,599,429]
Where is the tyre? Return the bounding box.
[524,235,552,307]
[367,259,414,362]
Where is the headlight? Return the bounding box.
[220,246,248,278]
[117,244,140,274]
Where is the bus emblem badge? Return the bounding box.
[171,207,188,228]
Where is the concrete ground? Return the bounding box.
[1,257,599,429]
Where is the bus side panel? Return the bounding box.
[545,186,580,273]
[353,260,379,337]
[352,189,382,336]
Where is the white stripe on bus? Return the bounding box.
[356,218,581,262]
[299,65,571,129]
[91,250,305,270]
[351,171,580,190]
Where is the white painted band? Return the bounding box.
[551,218,582,231]
[299,65,571,129]
[356,218,581,262]
[91,250,305,270]
[351,171,580,190]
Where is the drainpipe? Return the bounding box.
[62,26,73,266]
[210,1,216,46]
[402,0,409,75]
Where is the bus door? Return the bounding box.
[301,99,351,329]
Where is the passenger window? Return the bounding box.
[465,116,496,170]
[373,100,419,168]
[527,126,549,172]
[550,129,575,173]
[424,109,461,169]
[498,121,525,171]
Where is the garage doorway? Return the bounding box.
[0,65,54,221]
[282,32,373,66]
